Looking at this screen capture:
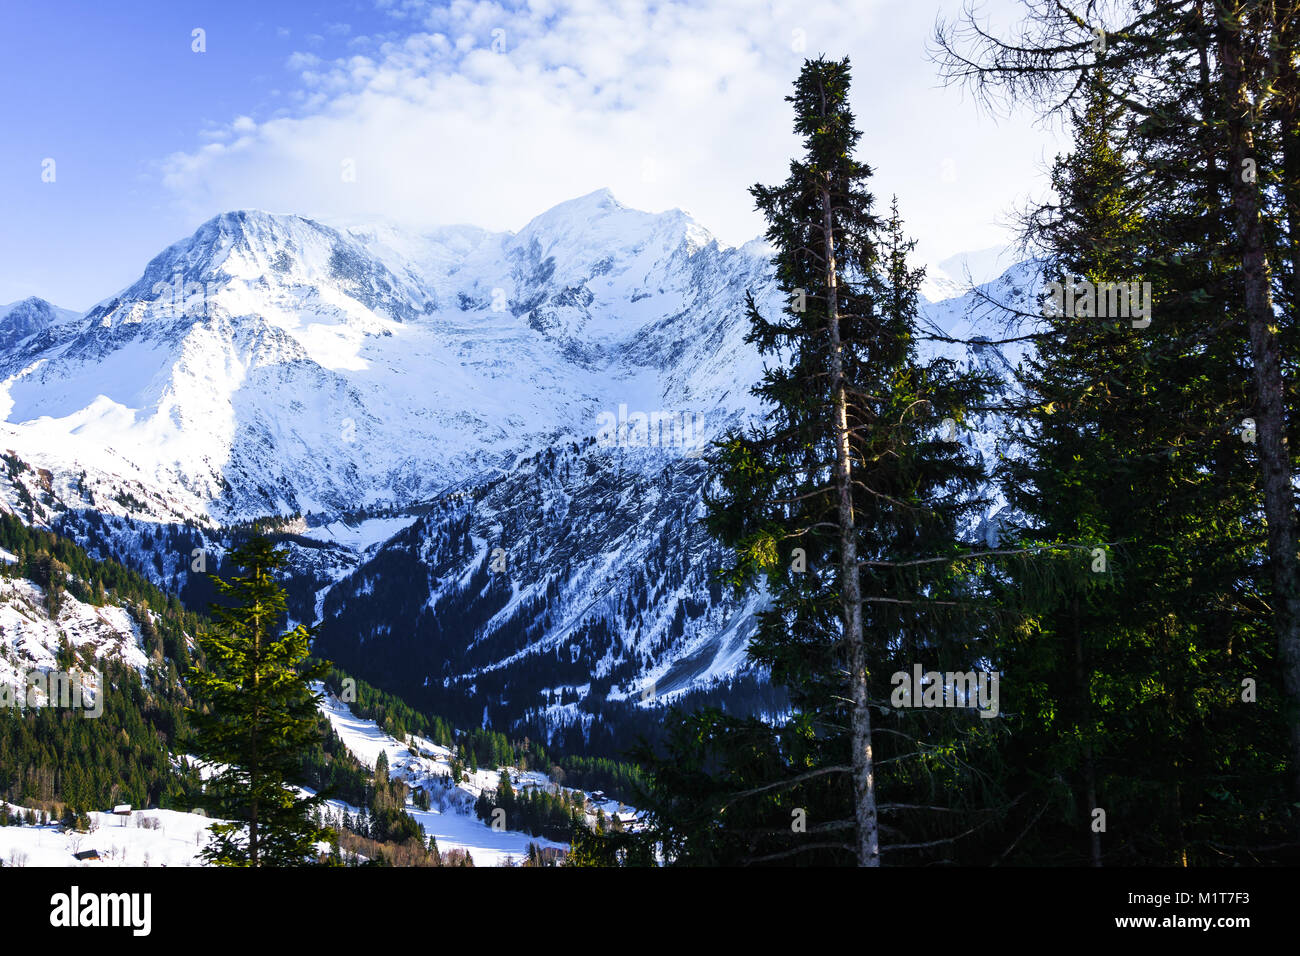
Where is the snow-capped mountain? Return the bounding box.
[0,190,769,523]
[0,190,1038,749]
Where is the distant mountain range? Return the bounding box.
[0,190,1038,751]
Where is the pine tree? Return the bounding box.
[638,57,1002,866]
[497,769,514,804]
[188,536,330,866]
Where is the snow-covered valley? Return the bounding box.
[0,682,635,867]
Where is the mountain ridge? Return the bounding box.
[0,191,1039,749]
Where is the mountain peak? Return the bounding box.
[0,297,78,347]
[519,189,625,231]
[189,208,322,246]
[568,187,621,210]
[2,295,55,314]
[117,210,341,298]
[202,207,297,228]
[934,245,1018,288]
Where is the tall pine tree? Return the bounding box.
[189,536,330,866]
[639,57,1003,866]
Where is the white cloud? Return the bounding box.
[286,51,323,71]
[160,0,1062,259]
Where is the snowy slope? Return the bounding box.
[0,576,151,705]
[312,441,772,740]
[0,189,1039,747]
[316,686,639,865]
[310,256,1041,739]
[0,805,218,867]
[0,687,596,869]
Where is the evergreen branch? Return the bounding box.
[880,819,992,853]
[857,543,1116,568]
[743,841,857,864]
[993,796,1052,866]
[718,765,853,808]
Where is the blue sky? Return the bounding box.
[1,0,1062,310]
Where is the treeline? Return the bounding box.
[298,743,485,866]
[321,665,546,772]
[0,660,204,815]
[322,665,456,747]
[321,664,641,795]
[0,518,488,863]
[473,769,586,842]
[349,751,423,845]
[454,729,549,778]
[295,715,374,808]
[328,829,475,867]
[555,755,645,806]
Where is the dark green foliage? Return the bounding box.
[622,46,1298,868]
[554,755,645,806]
[0,660,204,813]
[989,71,1297,865]
[473,767,587,842]
[294,716,373,808]
[188,536,330,866]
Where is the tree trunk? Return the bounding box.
[1071,599,1102,866]
[1218,7,1300,800]
[250,584,261,867]
[1273,9,1300,315]
[819,161,880,867]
